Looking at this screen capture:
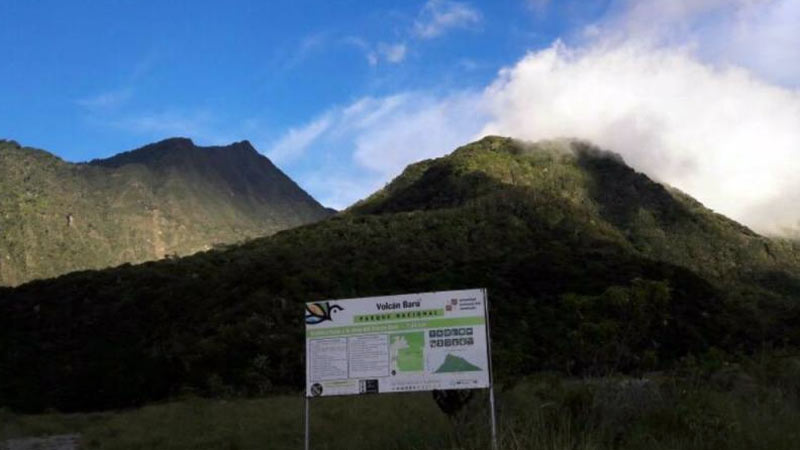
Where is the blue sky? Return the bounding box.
[0,0,603,159]
[1,1,799,233]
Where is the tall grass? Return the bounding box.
[2,354,798,449]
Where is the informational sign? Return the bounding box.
[304,289,490,397]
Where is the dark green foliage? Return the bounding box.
[0,138,331,286]
[0,136,798,413]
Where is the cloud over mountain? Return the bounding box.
[481,41,800,234]
[477,0,800,234]
[267,0,799,234]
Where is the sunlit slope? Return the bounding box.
[1,137,798,413]
[0,138,331,285]
[353,137,800,289]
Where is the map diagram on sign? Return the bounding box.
[390,332,424,372]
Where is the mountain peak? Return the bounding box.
[232,139,256,150]
[351,136,626,215]
[0,138,21,149]
[0,137,331,286]
[349,135,776,281]
[152,136,196,148]
[90,138,265,169]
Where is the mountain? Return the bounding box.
[0,138,331,286]
[1,136,798,412]
[351,137,800,297]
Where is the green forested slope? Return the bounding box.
[353,137,800,285]
[1,136,797,413]
[0,138,330,286]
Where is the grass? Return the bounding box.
[3,356,799,450]
[0,393,451,450]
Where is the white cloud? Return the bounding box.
[470,0,800,234]
[343,1,482,67]
[273,35,800,231]
[268,0,800,233]
[77,89,133,111]
[274,32,329,72]
[266,114,333,164]
[413,0,482,39]
[480,41,800,233]
[264,92,486,208]
[344,37,407,65]
[350,92,485,177]
[699,0,800,87]
[379,43,408,64]
[587,0,800,88]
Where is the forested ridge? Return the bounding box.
[1,136,798,413]
[0,138,331,286]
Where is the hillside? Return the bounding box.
[1,136,798,412]
[352,138,800,298]
[0,138,331,286]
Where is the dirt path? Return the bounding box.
[2,434,81,450]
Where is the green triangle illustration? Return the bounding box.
[435,354,481,373]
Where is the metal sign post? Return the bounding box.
[304,396,310,450]
[483,288,498,450]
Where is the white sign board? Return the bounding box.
[304,289,490,397]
